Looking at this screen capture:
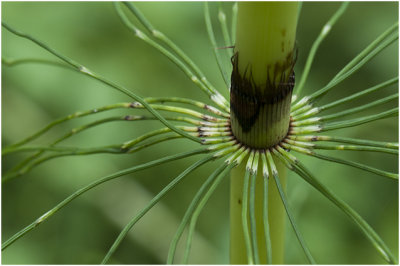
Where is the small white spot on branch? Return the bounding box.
[322,24,331,35]
[35,210,52,225]
[79,66,92,76]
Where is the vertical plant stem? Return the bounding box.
[230,3,298,148]
[229,2,298,264]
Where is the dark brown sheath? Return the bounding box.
[230,53,295,149]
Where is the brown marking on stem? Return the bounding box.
[230,52,295,132]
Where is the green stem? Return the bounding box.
[229,2,298,264]
[230,2,298,148]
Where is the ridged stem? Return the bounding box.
[230,2,298,148]
[229,3,298,263]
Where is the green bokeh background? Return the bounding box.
[2,2,398,264]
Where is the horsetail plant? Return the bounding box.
[2,2,398,264]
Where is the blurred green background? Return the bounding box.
[2,2,398,264]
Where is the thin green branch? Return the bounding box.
[312,152,398,180]
[332,23,398,83]
[204,2,230,88]
[5,130,209,183]
[2,57,72,69]
[121,125,230,151]
[249,152,260,264]
[3,147,122,183]
[289,135,398,149]
[293,108,398,133]
[3,115,195,156]
[101,154,216,264]
[3,116,123,155]
[319,94,398,122]
[285,139,397,155]
[144,97,230,118]
[242,151,255,264]
[201,136,235,145]
[1,148,210,251]
[127,135,185,154]
[130,102,228,123]
[2,145,118,154]
[4,58,225,124]
[3,136,171,183]
[2,97,224,153]
[321,107,398,131]
[2,22,202,143]
[4,113,213,178]
[184,148,250,266]
[122,2,230,111]
[291,97,315,117]
[297,2,303,23]
[319,77,398,112]
[292,22,398,112]
[291,96,311,113]
[231,3,238,44]
[3,105,210,159]
[3,114,209,180]
[290,117,321,127]
[292,77,398,121]
[4,123,232,183]
[289,125,322,135]
[182,160,236,264]
[295,2,349,96]
[121,127,188,149]
[276,146,398,264]
[293,87,398,123]
[4,103,130,150]
[218,3,233,59]
[281,143,398,180]
[266,150,316,264]
[167,146,243,264]
[309,23,398,101]
[115,3,229,112]
[292,93,398,126]
[261,153,272,264]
